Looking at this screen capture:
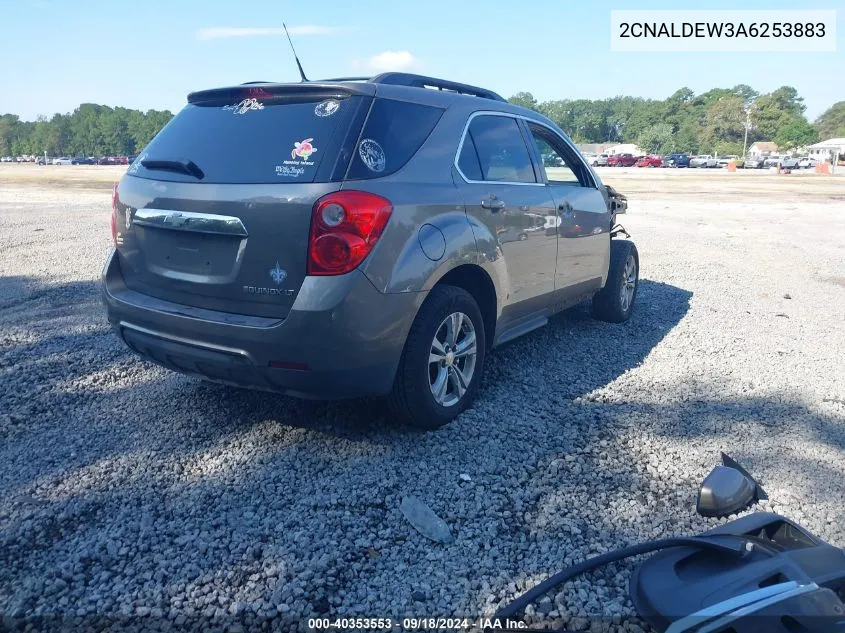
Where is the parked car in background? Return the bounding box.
[662,153,690,168]
[607,153,637,167]
[743,157,763,169]
[71,156,95,165]
[53,157,73,165]
[689,155,712,168]
[763,155,784,168]
[635,155,662,168]
[542,153,564,167]
[798,157,817,169]
[592,153,609,167]
[781,157,804,170]
[715,156,739,168]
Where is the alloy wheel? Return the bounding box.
[428,312,477,407]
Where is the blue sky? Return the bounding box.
[1,0,842,121]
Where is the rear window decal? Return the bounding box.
[276,138,318,175]
[223,98,265,115]
[358,139,386,173]
[275,164,305,177]
[127,153,147,174]
[314,100,340,117]
[289,138,317,163]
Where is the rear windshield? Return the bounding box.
[129,91,443,185]
[128,92,366,184]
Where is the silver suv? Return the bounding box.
[102,73,638,428]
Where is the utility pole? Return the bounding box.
[742,106,753,159]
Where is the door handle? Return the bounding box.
[481,198,506,212]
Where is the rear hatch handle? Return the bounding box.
[133,209,248,237]
[140,158,205,180]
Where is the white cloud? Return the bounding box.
[196,25,347,41]
[351,51,422,72]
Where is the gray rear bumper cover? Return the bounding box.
[101,249,426,399]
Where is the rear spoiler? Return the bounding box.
[187,82,376,104]
[188,72,505,104]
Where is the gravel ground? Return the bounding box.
[1,170,844,632]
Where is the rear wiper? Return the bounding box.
[140,158,205,180]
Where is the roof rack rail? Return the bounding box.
[318,76,373,83]
[368,73,506,102]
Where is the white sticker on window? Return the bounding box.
[127,153,147,174]
[314,99,340,117]
[275,165,305,178]
[223,98,265,115]
[358,139,386,173]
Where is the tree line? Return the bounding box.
[2,90,844,159]
[508,86,845,156]
[0,104,174,157]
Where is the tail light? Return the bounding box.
[110,183,119,245]
[307,191,393,276]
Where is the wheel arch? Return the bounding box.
[430,264,498,349]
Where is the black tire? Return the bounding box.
[591,240,639,323]
[388,285,486,429]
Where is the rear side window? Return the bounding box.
[460,115,536,184]
[457,134,483,181]
[129,93,365,184]
[345,99,443,180]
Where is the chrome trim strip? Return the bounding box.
[697,583,819,633]
[118,321,256,363]
[134,209,248,237]
[665,581,813,633]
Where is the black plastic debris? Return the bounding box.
[631,513,845,633]
[696,452,767,518]
[495,513,845,633]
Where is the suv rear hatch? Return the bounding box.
[113,84,375,319]
[114,83,445,320]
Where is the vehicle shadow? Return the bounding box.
[0,275,692,496]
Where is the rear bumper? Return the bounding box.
[101,248,426,399]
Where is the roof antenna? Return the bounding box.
[283,23,309,82]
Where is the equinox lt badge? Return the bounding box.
[242,285,295,297]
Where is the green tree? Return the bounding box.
[774,119,819,150]
[508,92,539,111]
[814,101,845,139]
[732,84,759,107]
[637,123,673,154]
[700,96,746,151]
[0,115,18,155]
[752,86,806,140]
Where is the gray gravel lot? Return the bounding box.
[1,171,844,632]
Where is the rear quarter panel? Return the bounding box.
[355,104,492,294]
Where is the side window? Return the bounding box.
[457,132,483,181]
[463,115,537,184]
[346,98,444,180]
[527,123,590,187]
